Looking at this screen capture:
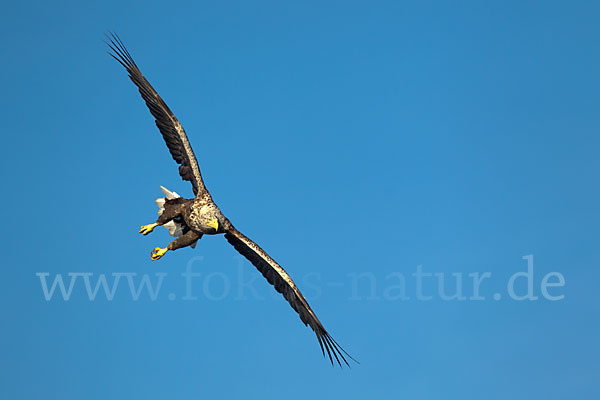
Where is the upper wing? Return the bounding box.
[224,226,357,367]
[106,33,207,197]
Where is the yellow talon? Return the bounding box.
[151,247,168,261]
[139,223,158,235]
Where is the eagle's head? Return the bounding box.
[201,209,226,234]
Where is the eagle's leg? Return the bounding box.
[151,230,201,261]
[156,199,186,225]
[140,199,186,235]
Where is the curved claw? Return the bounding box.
[140,223,158,236]
[151,247,168,261]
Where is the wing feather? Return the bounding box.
[224,226,357,367]
[106,33,207,197]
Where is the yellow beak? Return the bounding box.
[207,219,219,232]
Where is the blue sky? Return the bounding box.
[1,0,599,399]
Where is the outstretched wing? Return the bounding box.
[106,33,207,197]
[224,226,357,367]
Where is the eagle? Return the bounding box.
[107,33,356,367]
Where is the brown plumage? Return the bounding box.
[107,33,356,367]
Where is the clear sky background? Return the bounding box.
[1,0,599,399]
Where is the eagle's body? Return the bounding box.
[107,33,355,367]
